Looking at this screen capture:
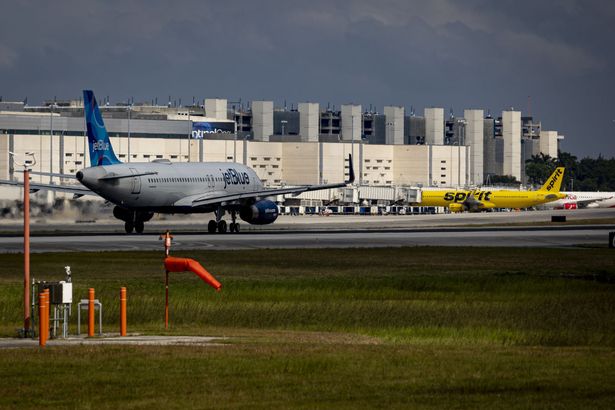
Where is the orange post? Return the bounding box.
[159,230,173,258]
[120,287,127,336]
[43,289,50,341]
[88,288,95,337]
[38,292,46,347]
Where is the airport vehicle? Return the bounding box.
[2,90,354,234]
[541,191,615,209]
[415,168,566,212]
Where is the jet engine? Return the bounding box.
[448,203,465,213]
[239,199,279,225]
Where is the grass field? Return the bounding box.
[1,247,614,409]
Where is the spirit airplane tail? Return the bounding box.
[539,167,565,193]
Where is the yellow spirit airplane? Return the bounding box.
[416,167,566,212]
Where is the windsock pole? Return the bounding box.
[165,270,169,330]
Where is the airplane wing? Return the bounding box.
[187,181,349,208]
[575,196,613,208]
[179,154,355,208]
[19,171,78,180]
[0,179,93,197]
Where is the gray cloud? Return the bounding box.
[1,0,614,156]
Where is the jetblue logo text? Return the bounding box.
[222,169,250,188]
[443,191,492,202]
[545,169,563,191]
[92,140,109,151]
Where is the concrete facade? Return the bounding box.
[502,110,521,180]
[540,130,558,158]
[430,145,468,188]
[251,101,273,142]
[204,99,227,120]
[340,105,361,142]
[282,142,320,185]
[393,145,430,186]
[384,106,404,145]
[464,109,484,185]
[425,108,444,145]
[0,131,469,201]
[298,103,319,142]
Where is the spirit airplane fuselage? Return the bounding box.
[420,188,564,210]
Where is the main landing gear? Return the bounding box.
[114,207,152,234]
[207,209,240,234]
[124,219,146,234]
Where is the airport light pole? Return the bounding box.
[11,152,36,337]
[127,105,131,163]
[233,129,237,162]
[49,103,56,184]
[458,119,466,188]
[351,115,354,174]
[187,115,192,162]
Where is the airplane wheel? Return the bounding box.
[229,222,236,233]
[217,220,227,233]
[135,221,145,234]
[234,223,240,233]
[124,221,134,234]
[207,220,217,233]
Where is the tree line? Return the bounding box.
[525,151,615,191]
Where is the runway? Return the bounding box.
[0,226,612,252]
[0,208,613,252]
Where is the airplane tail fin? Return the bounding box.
[83,90,121,167]
[539,167,565,192]
[346,154,355,184]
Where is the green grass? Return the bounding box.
[1,247,615,408]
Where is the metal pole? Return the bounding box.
[458,122,461,187]
[351,115,354,175]
[49,106,53,184]
[23,168,30,334]
[188,117,192,162]
[165,270,169,329]
[127,106,131,163]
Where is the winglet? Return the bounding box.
[346,154,355,184]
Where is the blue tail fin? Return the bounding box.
[83,90,121,167]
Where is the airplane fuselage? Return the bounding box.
[543,191,615,209]
[419,189,563,210]
[77,160,262,213]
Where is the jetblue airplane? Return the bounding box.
[3,90,354,234]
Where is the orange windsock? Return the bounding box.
[164,257,222,291]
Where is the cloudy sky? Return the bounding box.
[1,0,614,157]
